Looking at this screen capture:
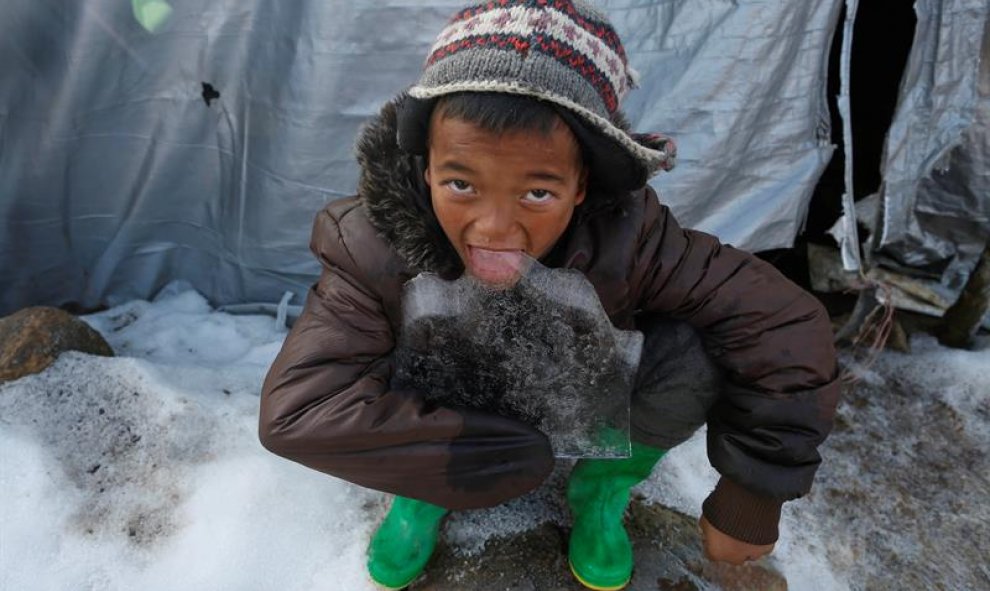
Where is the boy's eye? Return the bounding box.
[445,180,475,195]
[523,189,555,204]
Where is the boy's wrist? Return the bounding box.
[701,477,783,545]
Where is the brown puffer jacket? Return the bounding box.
[259,98,840,544]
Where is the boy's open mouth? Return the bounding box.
[466,246,526,286]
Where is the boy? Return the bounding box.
[259,2,839,589]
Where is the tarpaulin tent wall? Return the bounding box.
[1,0,986,317]
[871,0,989,295]
[0,0,844,313]
[824,0,989,319]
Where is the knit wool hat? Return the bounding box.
[397,0,676,193]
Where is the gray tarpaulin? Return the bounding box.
[869,0,989,294]
[1,0,843,314]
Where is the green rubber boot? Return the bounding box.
[367,496,448,589]
[567,442,667,591]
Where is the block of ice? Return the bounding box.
[393,259,642,458]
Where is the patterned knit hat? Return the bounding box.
[397,0,676,193]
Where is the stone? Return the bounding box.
[887,317,911,353]
[937,244,990,349]
[0,307,114,382]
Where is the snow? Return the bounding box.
[0,285,383,591]
[2,283,987,590]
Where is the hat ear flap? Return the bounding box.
[631,133,677,172]
[395,95,436,155]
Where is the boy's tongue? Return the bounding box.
[467,247,525,286]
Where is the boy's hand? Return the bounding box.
[699,516,775,565]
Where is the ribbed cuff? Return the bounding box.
[701,477,783,545]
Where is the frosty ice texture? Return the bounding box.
[393,260,642,458]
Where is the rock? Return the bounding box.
[887,316,911,353]
[411,497,786,591]
[807,242,861,294]
[0,307,114,382]
[937,243,990,349]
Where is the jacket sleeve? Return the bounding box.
[633,190,840,541]
[258,206,553,510]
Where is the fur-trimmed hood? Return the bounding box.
[354,95,635,277]
[355,97,462,277]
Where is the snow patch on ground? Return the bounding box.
[0,286,383,591]
[881,334,990,440]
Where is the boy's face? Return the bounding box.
[425,112,587,286]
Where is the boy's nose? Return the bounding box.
[473,198,518,244]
